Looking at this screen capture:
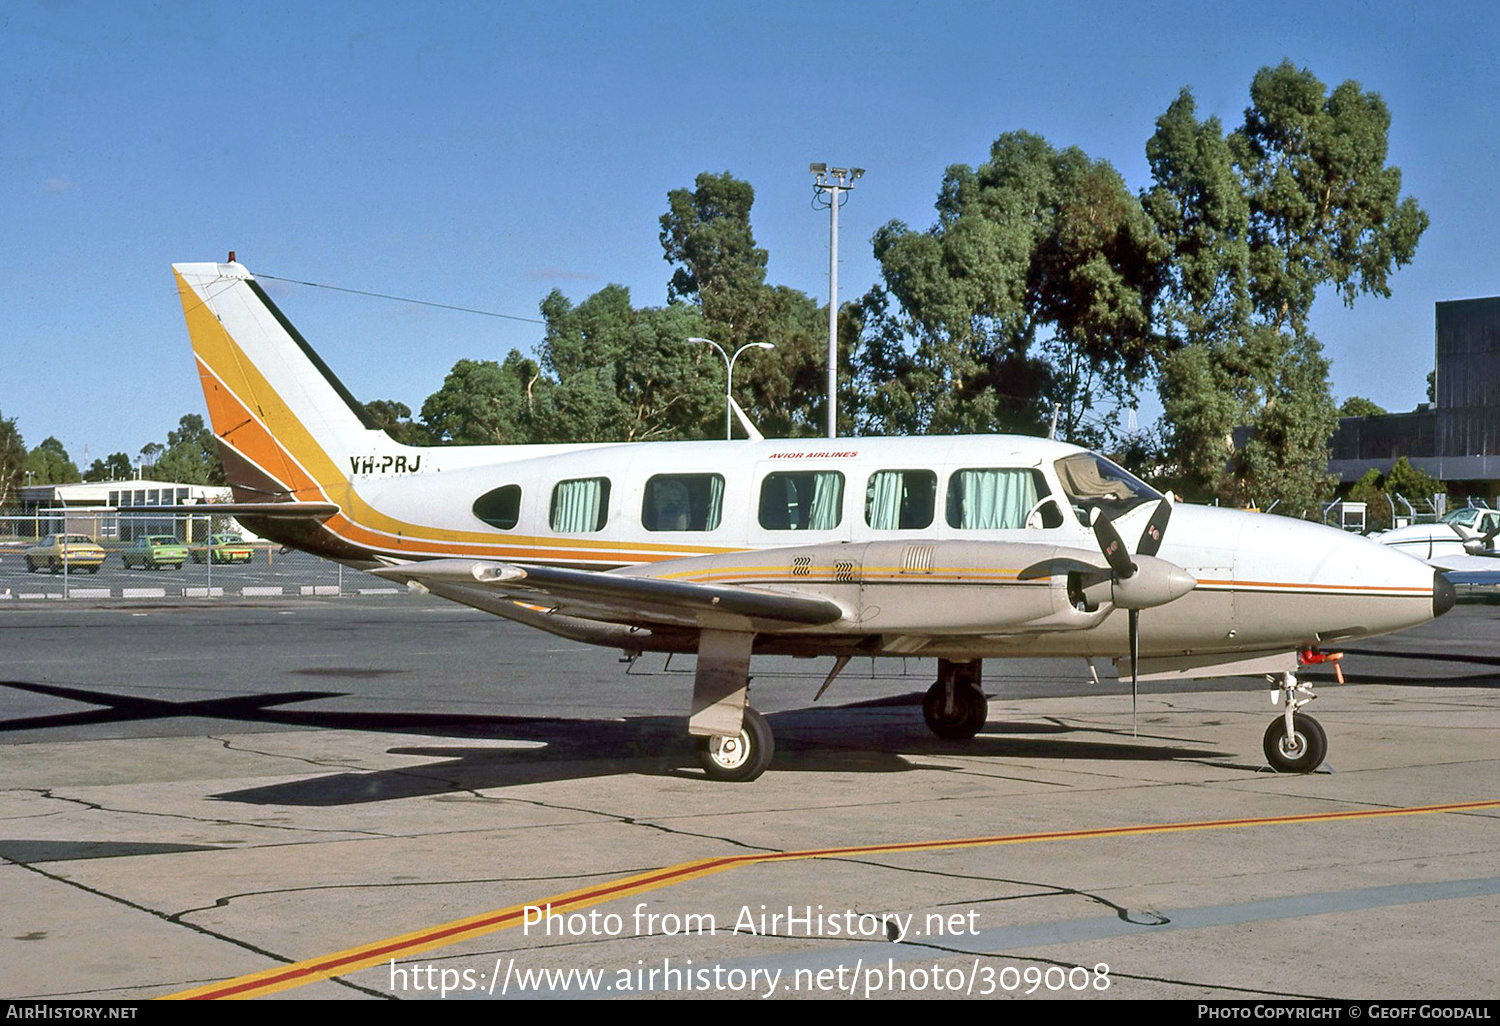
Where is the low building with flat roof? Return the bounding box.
[7,479,231,541]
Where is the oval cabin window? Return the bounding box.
[472,485,522,530]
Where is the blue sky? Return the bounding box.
[3,0,1496,467]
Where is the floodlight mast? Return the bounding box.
[810,164,864,438]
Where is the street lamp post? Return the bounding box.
[689,337,775,439]
[809,163,864,439]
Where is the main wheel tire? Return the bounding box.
[695,707,774,782]
[923,680,989,740]
[1263,714,1327,773]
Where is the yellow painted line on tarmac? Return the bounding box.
[167,797,1500,1000]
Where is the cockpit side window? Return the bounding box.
[1053,453,1162,524]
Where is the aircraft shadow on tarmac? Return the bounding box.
[0,680,1227,806]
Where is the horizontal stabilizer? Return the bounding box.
[118,502,340,520]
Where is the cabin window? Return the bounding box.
[865,470,936,530]
[759,471,844,531]
[472,484,523,530]
[945,468,1061,529]
[549,477,611,533]
[643,474,725,531]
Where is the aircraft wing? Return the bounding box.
[371,558,847,630]
[1425,553,1500,574]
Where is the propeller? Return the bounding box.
[1462,521,1500,555]
[1090,497,1178,735]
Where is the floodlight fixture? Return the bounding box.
[809,161,866,438]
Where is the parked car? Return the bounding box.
[121,535,190,570]
[24,534,107,574]
[191,532,254,564]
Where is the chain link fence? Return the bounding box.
[0,510,400,601]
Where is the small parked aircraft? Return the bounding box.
[171,260,1454,781]
[1372,506,1500,569]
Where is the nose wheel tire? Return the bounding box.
[695,707,774,782]
[1263,714,1327,773]
[923,680,989,740]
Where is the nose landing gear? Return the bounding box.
[1263,670,1327,772]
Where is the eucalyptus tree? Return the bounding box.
[859,132,1165,444]
[1147,64,1427,508]
[151,414,224,485]
[25,436,80,485]
[0,411,24,508]
[661,171,831,436]
[534,285,718,442]
[420,353,548,445]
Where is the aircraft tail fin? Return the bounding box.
[173,261,383,506]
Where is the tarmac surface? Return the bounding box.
[1,590,1497,1001]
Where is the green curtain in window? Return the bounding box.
[552,478,605,532]
[705,475,724,531]
[866,471,905,529]
[956,469,1038,529]
[808,472,842,530]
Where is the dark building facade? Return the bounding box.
[1329,297,1500,500]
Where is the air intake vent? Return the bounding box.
[901,545,935,573]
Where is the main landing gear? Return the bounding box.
[922,659,988,740]
[695,707,774,782]
[1263,670,1327,773]
[688,628,775,782]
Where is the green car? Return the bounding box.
[191,533,255,565]
[121,535,190,570]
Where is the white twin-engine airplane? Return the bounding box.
[172,260,1454,782]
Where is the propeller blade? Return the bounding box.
[1091,508,1136,579]
[1136,498,1173,557]
[1129,607,1139,737]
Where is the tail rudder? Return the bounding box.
[174,261,382,504]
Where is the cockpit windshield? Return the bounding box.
[1053,452,1162,523]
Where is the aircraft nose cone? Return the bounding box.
[1433,570,1457,618]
